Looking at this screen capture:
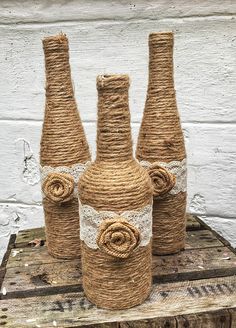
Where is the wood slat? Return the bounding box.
[228,309,236,327]
[14,227,46,248]
[2,260,82,297]
[3,224,233,299]
[13,214,204,249]
[176,309,231,327]
[6,246,63,269]
[185,230,223,249]
[2,244,236,298]
[153,246,236,283]
[0,276,236,327]
[119,317,177,327]
[9,229,223,270]
[0,234,16,290]
[186,213,203,231]
[196,217,236,253]
[119,310,232,327]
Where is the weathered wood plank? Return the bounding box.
[2,244,235,297]
[0,235,16,269]
[0,234,16,290]
[119,317,177,327]
[196,217,236,254]
[120,310,232,327]
[13,230,221,267]
[185,230,223,249]
[2,260,82,297]
[176,309,231,327]
[6,246,68,269]
[7,236,228,273]
[14,227,45,248]
[12,230,220,269]
[1,276,236,327]
[153,247,236,283]
[186,214,203,231]
[13,215,204,249]
[228,308,236,327]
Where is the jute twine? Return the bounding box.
[136,32,187,255]
[40,33,91,259]
[78,75,153,309]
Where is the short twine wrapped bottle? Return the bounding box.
[78,75,153,309]
[136,32,187,255]
[40,33,91,259]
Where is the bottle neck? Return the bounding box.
[148,32,175,96]
[41,34,91,167]
[43,34,74,105]
[96,75,133,162]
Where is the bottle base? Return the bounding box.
[81,242,152,310]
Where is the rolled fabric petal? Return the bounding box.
[42,172,74,204]
[97,218,140,259]
[148,163,176,197]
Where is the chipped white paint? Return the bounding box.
[0,1,236,261]
[26,319,36,323]
[1,287,7,296]
[15,138,40,186]
[189,194,206,215]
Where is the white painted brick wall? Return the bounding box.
[0,0,236,261]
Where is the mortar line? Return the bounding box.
[1,119,236,125]
[0,14,234,28]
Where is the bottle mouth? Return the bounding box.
[42,33,68,50]
[97,74,130,90]
[149,31,174,44]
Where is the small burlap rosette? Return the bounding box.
[42,172,74,204]
[96,218,140,259]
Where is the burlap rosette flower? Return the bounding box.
[42,172,74,204]
[147,163,176,197]
[96,218,140,259]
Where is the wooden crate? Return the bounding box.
[0,214,236,327]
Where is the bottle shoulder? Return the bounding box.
[78,159,153,211]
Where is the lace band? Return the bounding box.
[79,201,153,255]
[40,162,90,203]
[40,162,91,183]
[139,158,187,195]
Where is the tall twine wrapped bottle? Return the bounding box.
[40,34,91,259]
[136,32,187,255]
[78,75,153,309]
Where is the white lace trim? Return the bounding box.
[40,162,91,197]
[139,158,187,195]
[79,200,153,249]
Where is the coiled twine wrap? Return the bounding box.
[40,33,91,259]
[136,32,187,255]
[78,74,153,309]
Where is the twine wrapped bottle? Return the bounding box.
[40,34,91,259]
[136,32,187,255]
[78,75,153,310]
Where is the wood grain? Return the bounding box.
[1,219,236,327]
[13,214,204,248]
[153,246,236,283]
[176,309,231,328]
[1,275,236,327]
[119,310,232,327]
[15,227,46,248]
[3,245,235,297]
[0,234,16,290]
